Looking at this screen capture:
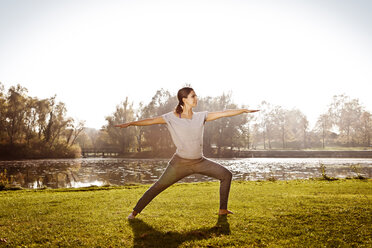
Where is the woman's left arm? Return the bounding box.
[205,109,259,122]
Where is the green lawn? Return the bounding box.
[0,179,371,247]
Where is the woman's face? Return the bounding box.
[183,91,198,107]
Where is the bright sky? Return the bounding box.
[1,0,371,129]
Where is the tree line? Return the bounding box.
[0,83,84,158]
[77,88,371,157]
[1,83,370,158]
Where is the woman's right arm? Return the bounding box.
[115,116,166,128]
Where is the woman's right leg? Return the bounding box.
[132,155,194,214]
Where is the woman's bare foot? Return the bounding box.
[218,209,234,215]
[127,210,138,219]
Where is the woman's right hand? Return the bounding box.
[114,123,131,128]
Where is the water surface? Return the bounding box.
[0,157,370,189]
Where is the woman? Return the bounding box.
[115,87,259,219]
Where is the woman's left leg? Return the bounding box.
[192,157,233,211]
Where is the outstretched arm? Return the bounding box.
[114,116,166,128]
[205,109,259,122]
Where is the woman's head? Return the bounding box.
[175,87,197,114]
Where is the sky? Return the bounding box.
[0,0,371,129]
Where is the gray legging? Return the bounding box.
[133,154,233,213]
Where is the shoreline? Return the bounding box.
[115,150,372,159]
[1,149,372,160]
[231,150,372,158]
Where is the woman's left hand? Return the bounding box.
[245,109,260,113]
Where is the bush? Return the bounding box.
[0,169,9,190]
[0,142,81,159]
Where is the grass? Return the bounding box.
[0,179,371,247]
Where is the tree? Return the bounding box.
[226,103,248,152]
[139,89,176,153]
[0,82,7,142]
[0,83,82,159]
[133,102,149,152]
[285,109,309,149]
[197,96,214,153]
[300,113,309,149]
[105,97,137,153]
[328,95,363,146]
[239,105,255,150]
[202,92,235,156]
[23,97,38,145]
[315,114,332,148]
[65,120,86,147]
[45,101,71,148]
[256,101,280,149]
[75,130,92,149]
[275,107,287,149]
[359,111,372,147]
[5,84,28,144]
[35,98,52,140]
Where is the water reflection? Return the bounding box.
[0,158,371,189]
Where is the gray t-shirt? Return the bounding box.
[162,111,208,159]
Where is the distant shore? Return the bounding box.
[1,149,371,160]
[111,149,372,159]
[229,150,372,158]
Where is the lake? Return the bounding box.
[0,157,371,189]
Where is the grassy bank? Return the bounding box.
[0,179,371,247]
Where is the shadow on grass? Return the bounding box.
[128,215,230,248]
